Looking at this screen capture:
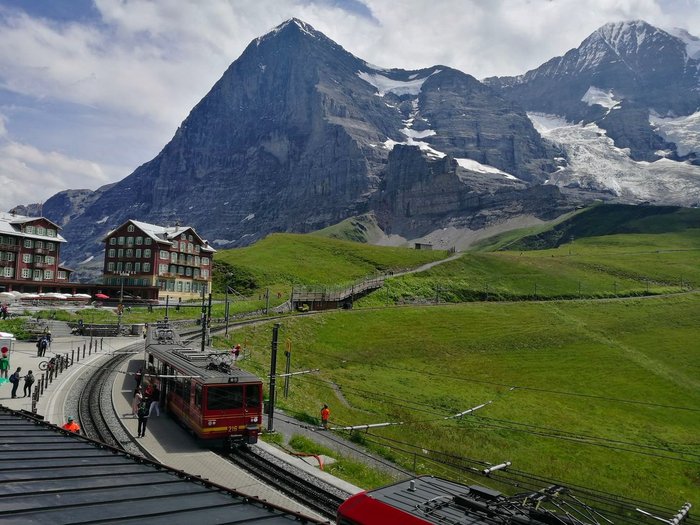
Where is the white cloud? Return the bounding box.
[0,140,116,210]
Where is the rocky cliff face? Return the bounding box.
[54,18,561,270]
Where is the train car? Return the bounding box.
[144,322,263,446]
[337,476,585,525]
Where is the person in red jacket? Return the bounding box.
[62,416,81,434]
[321,404,330,430]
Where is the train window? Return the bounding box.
[207,386,243,410]
[245,385,261,409]
[194,384,202,408]
[183,379,191,404]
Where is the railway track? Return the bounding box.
[76,344,141,448]
[227,446,349,520]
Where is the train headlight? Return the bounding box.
[208,420,216,426]
[250,417,258,423]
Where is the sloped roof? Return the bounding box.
[104,220,216,253]
[0,407,321,524]
[0,212,67,243]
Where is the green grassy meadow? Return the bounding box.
[216,294,700,506]
[358,230,700,305]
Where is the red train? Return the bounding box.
[144,322,263,446]
[337,476,584,525]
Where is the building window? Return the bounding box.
[21,268,30,278]
[34,255,42,263]
[57,271,66,279]
[110,238,116,245]
[127,224,135,232]
[37,227,45,236]
[145,238,152,245]
[47,228,56,237]
[143,263,151,273]
[178,266,184,275]
[125,262,132,271]
[135,262,141,272]
[47,242,55,251]
[126,249,133,258]
[136,236,143,245]
[177,281,183,292]
[24,239,33,248]
[2,267,13,277]
[22,254,31,263]
[109,249,115,257]
[118,249,124,258]
[107,262,115,272]
[202,257,209,266]
[195,245,200,254]
[160,250,169,259]
[184,281,191,292]
[144,249,151,258]
[116,262,123,272]
[201,269,209,278]
[45,256,55,264]
[118,236,125,245]
[194,256,200,266]
[36,241,43,249]
[178,241,184,251]
[159,264,168,275]
[170,252,177,263]
[44,270,53,280]
[33,269,42,280]
[135,249,142,258]
[6,253,15,262]
[127,237,134,245]
[25,226,35,234]
[193,268,200,278]
[185,267,192,276]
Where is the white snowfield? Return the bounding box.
[650,111,700,157]
[455,158,519,180]
[528,112,700,206]
[357,69,441,97]
[581,86,619,110]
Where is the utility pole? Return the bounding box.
[284,339,292,398]
[265,288,270,315]
[206,293,212,345]
[200,288,206,352]
[267,323,280,432]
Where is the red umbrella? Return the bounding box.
[94,293,109,299]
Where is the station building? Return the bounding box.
[102,220,215,301]
[0,211,73,293]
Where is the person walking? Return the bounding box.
[0,352,9,379]
[137,400,149,437]
[9,367,21,398]
[23,370,35,397]
[62,416,81,434]
[134,368,143,389]
[321,404,330,430]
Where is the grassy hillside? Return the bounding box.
[358,229,700,305]
[494,203,700,251]
[213,233,448,293]
[217,293,700,505]
[311,213,386,244]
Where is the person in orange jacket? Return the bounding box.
[321,404,330,430]
[62,416,81,434]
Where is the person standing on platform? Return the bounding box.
[137,401,149,437]
[148,385,160,417]
[9,367,21,398]
[132,387,143,417]
[0,352,9,379]
[62,416,80,434]
[23,370,34,397]
[134,368,143,389]
[321,404,330,430]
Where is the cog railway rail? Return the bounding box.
[227,446,349,520]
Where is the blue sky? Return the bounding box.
[0,0,698,211]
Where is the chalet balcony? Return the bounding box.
[0,244,19,252]
[0,260,14,267]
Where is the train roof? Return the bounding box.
[343,476,583,525]
[0,407,322,524]
[146,323,261,385]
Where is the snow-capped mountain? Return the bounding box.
[485,20,700,204]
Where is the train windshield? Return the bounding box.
[207,385,243,410]
[246,385,261,408]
